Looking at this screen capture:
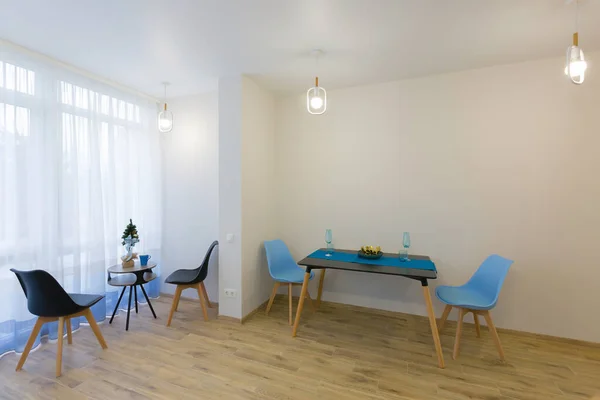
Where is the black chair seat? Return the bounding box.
[69,293,104,310]
[165,269,200,285]
[165,241,218,286]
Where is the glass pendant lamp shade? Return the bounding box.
[565,33,587,85]
[307,77,326,115]
[158,82,173,132]
[158,104,173,132]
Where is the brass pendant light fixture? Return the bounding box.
[565,0,587,85]
[307,49,327,115]
[158,82,173,132]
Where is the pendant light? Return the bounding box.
[565,0,587,85]
[158,82,173,132]
[307,50,326,115]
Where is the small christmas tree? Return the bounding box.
[121,219,139,246]
[121,219,140,266]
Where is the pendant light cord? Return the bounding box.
[315,52,320,87]
[575,0,580,35]
[163,83,168,111]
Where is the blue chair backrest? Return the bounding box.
[465,254,514,306]
[264,240,298,280]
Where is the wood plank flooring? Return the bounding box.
[1,295,599,399]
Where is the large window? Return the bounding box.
[0,44,162,356]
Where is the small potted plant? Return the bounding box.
[121,219,139,268]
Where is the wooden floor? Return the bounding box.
[1,295,599,400]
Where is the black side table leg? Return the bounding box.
[134,286,138,314]
[126,286,133,331]
[109,287,126,324]
[139,284,157,319]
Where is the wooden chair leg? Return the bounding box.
[174,286,181,312]
[56,316,64,377]
[288,283,293,325]
[196,284,209,322]
[16,317,45,371]
[473,313,481,338]
[265,282,280,316]
[483,310,505,361]
[305,291,315,311]
[66,318,73,344]
[438,305,452,333]
[453,308,466,360]
[200,282,212,308]
[167,286,183,327]
[85,309,108,349]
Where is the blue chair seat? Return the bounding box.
[435,286,494,310]
[276,267,314,283]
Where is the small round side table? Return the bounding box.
[107,262,158,330]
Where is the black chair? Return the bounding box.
[165,240,218,326]
[10,269,108,377]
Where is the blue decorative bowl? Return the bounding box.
[358,250,383,260]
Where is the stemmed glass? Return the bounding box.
[325,229,333,256]
[400,232,410,261]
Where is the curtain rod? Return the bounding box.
[0,38,159,103]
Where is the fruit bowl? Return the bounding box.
[358,246,383,259]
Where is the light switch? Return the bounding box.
[226,233,234,243]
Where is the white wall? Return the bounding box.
[274,53,600,342]
[218,76,277,319]
[161,93,219,302]
[218,76,244,319]
[241,76,276,317]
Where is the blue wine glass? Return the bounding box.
[401,232,410,261]
[325,229,333,256]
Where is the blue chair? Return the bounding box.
[264,240,315,325]
[436,254,514,361]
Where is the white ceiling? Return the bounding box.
[0,0,598,98]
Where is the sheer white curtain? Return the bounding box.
[0,43,162,356]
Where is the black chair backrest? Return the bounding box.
[194,240,219,282]
[11,269,80,317]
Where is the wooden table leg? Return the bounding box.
[317,269,326,308]
[422,284,445,368]
[292,270,311,337]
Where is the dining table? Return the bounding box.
[292,248,445,368]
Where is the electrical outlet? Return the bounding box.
[224,288,237,298]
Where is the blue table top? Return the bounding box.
[308,249,437,272]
